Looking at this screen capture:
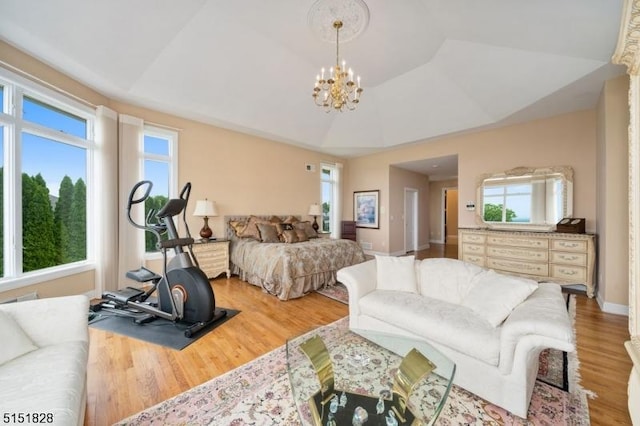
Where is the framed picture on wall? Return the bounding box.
[354,190,379,229]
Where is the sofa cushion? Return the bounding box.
[0,341,88,424]
[0,311,38,365]
[417,258,485,304]
[375,255,418,293]
[461,269,538,327]
[359,290,501,365]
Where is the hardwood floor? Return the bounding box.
[85,244,633,425]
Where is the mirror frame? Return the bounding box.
[475,165,574,232]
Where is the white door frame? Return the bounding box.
[404,188,418,253]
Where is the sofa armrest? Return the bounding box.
[0,295,89,347]
[498,283,575,374]
[337,259,377,316]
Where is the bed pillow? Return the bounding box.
[257,223,280,243]
[461,270,538,327]
[375,255,417,293]
[295,228,309,242]
[229,220,246,237]
[269,215,283,224]
[296,221,318,238]
[238,216,265,240]
[284,216,300,224]
[280,229,299,243]
[0,311,38,365]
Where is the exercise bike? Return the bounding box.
[100,180,227,337]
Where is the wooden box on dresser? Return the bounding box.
[458,228,596,298]
[191,239,230,279]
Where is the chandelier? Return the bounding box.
[312,20,363,112]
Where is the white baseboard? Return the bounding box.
[430,238,445,244]
[596,293,629,316]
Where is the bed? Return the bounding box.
[225,215,366,300]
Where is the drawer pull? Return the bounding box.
[558,268,578,276]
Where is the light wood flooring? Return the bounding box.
[85,244,633,426]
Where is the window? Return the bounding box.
[321,163,337,233]
[483,182,532,223]
[142,126,177,253]
[0,69,94,285]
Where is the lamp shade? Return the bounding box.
[193,199,218,217]
[308,203,322,216]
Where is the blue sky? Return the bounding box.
[0,91,169,198]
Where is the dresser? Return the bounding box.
[458,228,596,297]
[191,239,230,279]
[341,220,357,241]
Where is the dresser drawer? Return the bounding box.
[487,258,549,277]
[461,233,486,244]
[551,239,588,252]
[487,235,548,249]
[550,251,587,266]
[487,246,548,262]
[551,264,587,283]
[462,254,485,267]
[462,243,485,255]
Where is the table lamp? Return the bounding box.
[193,199,218,239]
[308,203,322,231]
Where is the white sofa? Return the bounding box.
[336,257,575,418]
[0,295,90,426]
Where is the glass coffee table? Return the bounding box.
[286,324,455,426]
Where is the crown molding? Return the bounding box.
[613,0,640,74]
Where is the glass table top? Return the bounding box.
[286,324,456,426]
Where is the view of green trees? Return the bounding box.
[483,203,517,222]
[0,170,87,276]
[144,195,169,252]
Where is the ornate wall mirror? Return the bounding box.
[475,166,573,231]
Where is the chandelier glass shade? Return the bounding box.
[313,20,363,112]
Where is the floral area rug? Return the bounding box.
[116,313,590,425]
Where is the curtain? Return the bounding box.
[117,114,144,287]
[331,162,343,239]
[94,106,118,294]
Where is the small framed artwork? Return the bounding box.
[354,190,379,229]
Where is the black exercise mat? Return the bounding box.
[88,308,239,350]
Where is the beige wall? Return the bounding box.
[110,101,344,241]
[0,41,343,299]
[345,109,597,250]
[388,166,430,254]
[596,74,630,307]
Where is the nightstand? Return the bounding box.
[191,239,230,279]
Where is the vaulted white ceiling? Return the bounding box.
[0,0,626,159]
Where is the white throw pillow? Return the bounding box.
[375,255,418,293]
[461,270,538,327]
[418,258,485,304]
[0,310,38,365]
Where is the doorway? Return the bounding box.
[442,187,458,245]
[404,188,418,253]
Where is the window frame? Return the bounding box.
[0,68,96,291]
[320,163,337,234]
[142,125,179,259]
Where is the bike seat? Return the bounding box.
[126,267,162,283]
